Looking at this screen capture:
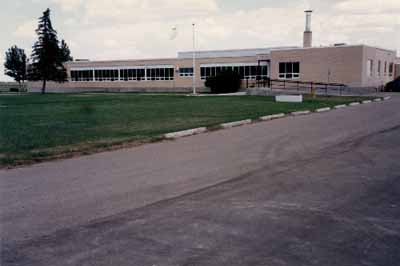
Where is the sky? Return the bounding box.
[1,0,399,81]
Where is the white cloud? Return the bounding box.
[103,39,119,48]
[315,1,400,50]
[335,0,400,13]
[2,0,399,82]
[60,0,399,64]
[63,18,78,26]
[52,0,83,12]
[13,20,36,39]
[83,0,219,23]
[67,6,306,63]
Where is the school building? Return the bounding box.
[29,11,399,93]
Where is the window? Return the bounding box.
[70,70,94,82]
[384,61,387,75]
[239,66,245,79]
[179,67,194,77]
[71,65,174,82]
[367,59,373,77]
[146,67,174,81]
[94,69,119,81]
[200,63,268,80]
[389,62,394,76]
[120,68,146,81]
[378,60,381,76]
[261,65,268,77]
[278,62,300,79]
[248,66,257,79]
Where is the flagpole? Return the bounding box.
[192,23,196,95]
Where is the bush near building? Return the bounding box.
[385,77,400,92]
[205,70,241,94]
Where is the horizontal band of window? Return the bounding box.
[200,63,262,67]
[72,80,175,82]
[73,78,175,82]
[200,76,267,80]
[278,76,300,78]
[71,66,173,71]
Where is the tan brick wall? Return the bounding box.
[270,45,397,87]
[270,46,364,87]
[28,45,397,92]
[361,46,397,87]
[29,56,263,92]
[0,82,28,92]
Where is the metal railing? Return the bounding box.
[269,79,347,95]
[242,77,380,96]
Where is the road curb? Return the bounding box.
[259,113,286,121]
[315,107,331,113]
[164,96,387,140]
[383,96,391,100]
[334,104,347,109]
[164,127,207,139]
[291,110,311,116]
[221,119,252,128]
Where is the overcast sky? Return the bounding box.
[1,0,399,81]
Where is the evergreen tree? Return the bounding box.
[28,8,67,94]
[60,39,73,62]
[4,45,27,87]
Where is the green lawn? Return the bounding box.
[0,93,373,167]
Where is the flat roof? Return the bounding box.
[66,44,396,66]
[270,44,396,54]
[67,57,177,66]
[178,47,299,59]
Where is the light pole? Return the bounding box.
[192,23,196,95]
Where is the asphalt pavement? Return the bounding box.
[1,95,400,266]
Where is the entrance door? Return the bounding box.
[258,60,270,87]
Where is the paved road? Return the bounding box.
[1,96,400,265]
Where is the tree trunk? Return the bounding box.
[41,79,46,94]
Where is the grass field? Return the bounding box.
[0,93,373,167]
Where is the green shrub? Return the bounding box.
[205,69,241,94]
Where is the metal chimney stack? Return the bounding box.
[303,10,313,48]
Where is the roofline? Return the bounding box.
[66,55,264,65]
[271,44,396,54]
[65,45,397,65]
[178,46,298,54]
[179,55,265,60]
[67,57,178,65]
[361,44,397,54]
